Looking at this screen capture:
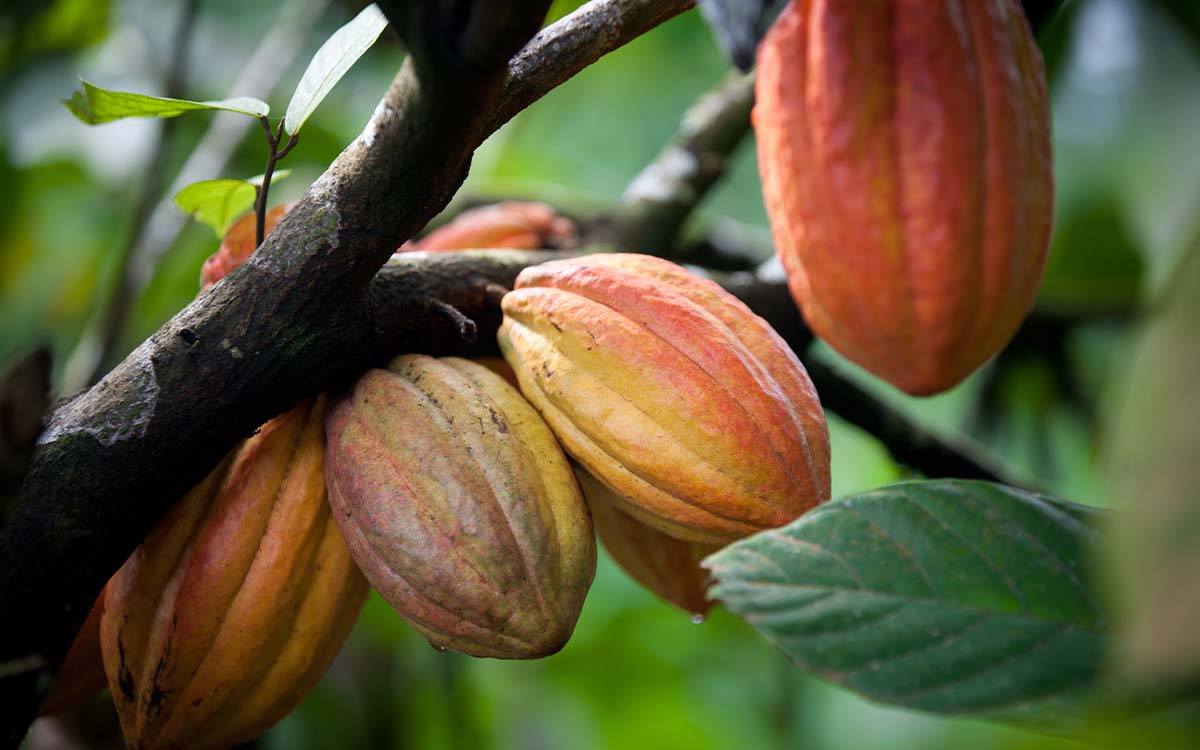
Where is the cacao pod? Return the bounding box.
[755,0,1053,395]
[474,356,521,390]
[199,203,292,291]
[498,253,831,544]
[101,396,368,750]
[399,201,576,253]
[38,589,107,716]
[577,468,718,617]
[325,355,596,659]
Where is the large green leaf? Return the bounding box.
[706,480,1108,730]
[282,3,388,136]
[173,171,290,237]
[62,80,268,124]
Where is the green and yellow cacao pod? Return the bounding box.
[577,469,718,617]
[499,253,831,545]
[755,0,1053,395]
[101,396,368,750]
[325,355,596,659]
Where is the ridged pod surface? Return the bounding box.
[38,589,107,716]
[755,0,1053,395]
[101,396,368,750]
[577,469,719,617]
[399,201,576,253]
[499,253,831,544]
[325,355,596,659]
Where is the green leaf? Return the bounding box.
[62,80,269,125]
[706,480,1108,730]
[283,3,388,135]
[173,171,290,237]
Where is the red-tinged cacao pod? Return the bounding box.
[755,0,1053,395]
[101,396,369,750]
[577,469,719,617]
[499,253,831,545]
[38,589,107,716]
[325,355,596,659]
[199,203,292,291]
[398,201,576,253]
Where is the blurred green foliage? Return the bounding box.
[5,0,1200,747]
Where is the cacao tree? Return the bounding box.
[2,0,1199,747]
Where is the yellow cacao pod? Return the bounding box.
[325,355,596,659]
[755,0,1053,395]
[577,469,719,617]
[101,396,368,750]
[499,253,831,545]
[38,588,107,716]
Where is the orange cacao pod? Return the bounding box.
[101,396,368,750]
[755,0,1053,395]
[577,469,718,617]
[325,355,596,659]
[399,201,576,253]
[199,203,292,291]
[38,589,107,716]
[499,253,831,545]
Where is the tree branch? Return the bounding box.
[604,72,755,252]
[0,1,691,743]
[714,275,1033,490]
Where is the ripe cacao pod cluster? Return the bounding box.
[755,0,1053,395]
[44,0,1057,722]
[38,202,601,747]
[39,0,1061,735]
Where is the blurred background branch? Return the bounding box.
[60,0,198,392]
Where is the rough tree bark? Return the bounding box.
[0,1,694,743]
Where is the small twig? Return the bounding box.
[479,281,511,308]
[427,298,478,344]
[254,118,300,248]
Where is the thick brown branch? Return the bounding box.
[604,73,755,252]
[0,1,691,742]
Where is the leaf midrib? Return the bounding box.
[719,577,1105,634]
